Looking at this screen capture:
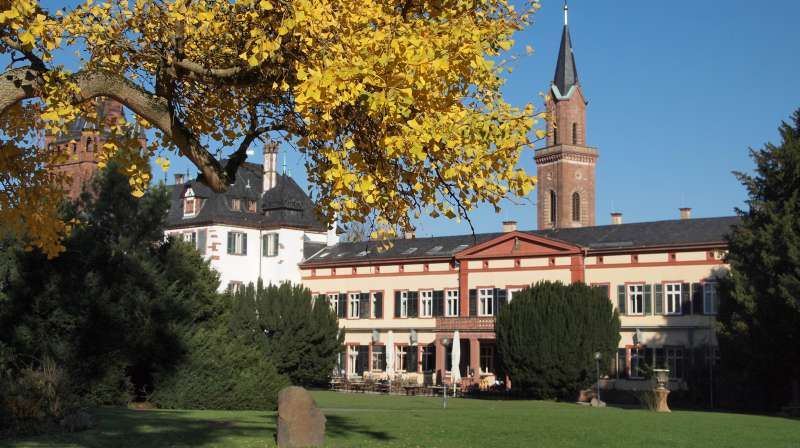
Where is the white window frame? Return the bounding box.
[348,346,359,376]
[370,292,379,319]
[445,289,459,317]
[478,288,494,316]
[704,282,719,315]
[665,283,682,315]
[480,344,495,374]
[371,345,386,372]
[262,233,279,257]
[228,281,243,294]
[228,231,247,255]
[665,347,683,379]
[396,345,408,372]
[327,293,339,315]
[420,290,433,317]
[182,231,197,249]
[628,284,644,315]
[399,291,409,318]
[507,288,523,303]
[348,293,360,319]
[230,198,241,211]
[183,189,197,217]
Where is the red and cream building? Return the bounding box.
[300,5,733,388]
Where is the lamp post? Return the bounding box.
[441,337,450,409]
[594,351,602,404]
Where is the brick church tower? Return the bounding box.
[46,99,145,200]
[535,3,598,229]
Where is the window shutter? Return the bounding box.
[617,285,626,314]
[338,293,346,318]
[406,346,418,372]
[375,293,383,319]
[275,233,280,256]
[644,284,653,315]
[394,291,401,318]
[692,283,704,314]
[360,292,369,318]
[654,284,663,315]
[408,291,419,318]
[496,288,508,312]
[198,229,207,255]
[227,232,234,254]
[433,290,444,317]
[469,289,477,316]
[681,283,691,314]
[242,233,248,255]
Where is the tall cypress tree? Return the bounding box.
[717,109,800,411]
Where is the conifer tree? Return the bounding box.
[717,109,800,411]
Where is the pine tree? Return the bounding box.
[717,109,800,411]
[495,281,620,400]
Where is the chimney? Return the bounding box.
[174,173,185,184]
[326,214,339,246]
[502,221,518,233]
[404,230,416,240]
[262,140,278,191]
[680,207,692,220]
[611,212,623,225]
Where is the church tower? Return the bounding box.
[535,2,598,229]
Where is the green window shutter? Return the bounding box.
[617,285,626,314]
[275,233,280,256]
[432,290,444,317]
[654,284,663,315]
[681,283,691,315]
[495,288,508,312]
[394,291,401,318]
[198,229,207,255]
[338,293,346,318]
[242,233,247,255]
[376,292,383,318]
[227,232,234,254]
[644,284,653,315]
[408,291,419,318]
[692,283,704,314]
[360,292,369,318]
[469,289,478,316]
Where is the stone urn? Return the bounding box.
[652,369,671,413]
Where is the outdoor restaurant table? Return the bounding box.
[402,385,424,396]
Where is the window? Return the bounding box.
[480,345,495,374]
[327,293,339,315]
[420,291,433,317]
[628,284,644,315]
[262,233,279,257]
[228,281,243,294]
[348,346,368,376]
[247,199,257,212]
[230,198,241,211]
[445,290,459,317]
[704,282,719,314]
[371,346,386,371]
[665,283,682,315]
[86,137,93,152]
[227,231,247,255]
[630,346,644,378]
[572,122,578,145]
[182,231,196,247]
[370,292,381,318]
[549,190,557,224]
[333,352,345,377]
[399,291,409,318]
[478,288,494,316]
[396,346,408,372]
[665,347,684,379]
[348,293,360,319]
[572,192,581,222]
[421,345,436,372]
[183,189,198,217]
[553,127,558,144]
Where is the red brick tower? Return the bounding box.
[46,99,144,200]
[535,2,598,230]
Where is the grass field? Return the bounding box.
[5,391,800,447]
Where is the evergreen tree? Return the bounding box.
[717,109,800,411]
[231,282,344,387]
[495,281,620,400]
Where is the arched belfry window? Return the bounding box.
[549,190,557,224]
[553,127,558,145]
[572,192,581,222]
[572,123,578,145]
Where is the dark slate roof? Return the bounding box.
[165,161,328,232]
[303,242,327,259]
[553,24,579,96]
[302,216,740,266]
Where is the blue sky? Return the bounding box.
[29,1,800,236]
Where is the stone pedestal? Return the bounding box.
[277,386,326,448]
[654,388,671,413]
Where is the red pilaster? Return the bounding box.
[435,338,445,384]
[570,254,585,283]
[459,262,470,316]
[470,338,480,381]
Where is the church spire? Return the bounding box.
[553,1,578,97]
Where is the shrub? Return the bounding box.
[495,281,620,400]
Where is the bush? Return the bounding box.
[495,281,620,400]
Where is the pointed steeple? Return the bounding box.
[553,1,579,97]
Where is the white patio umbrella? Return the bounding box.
[385,330,395,378]
[451,330,461,391]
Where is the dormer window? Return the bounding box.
[231,198,242,211]
[183,188,198,217]
[247,200,257,213]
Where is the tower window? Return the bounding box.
[553,127,559,145]
[572,192,581,222]
[549,190,557,224]
[572,123,578,145]
[86,138,93,152]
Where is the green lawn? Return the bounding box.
[5,391,799,447]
